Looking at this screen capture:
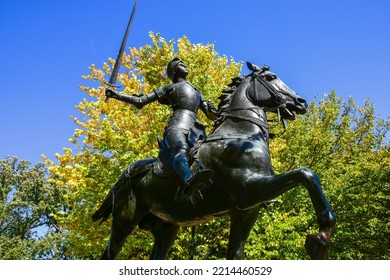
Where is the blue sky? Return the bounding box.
[0,0,389,165]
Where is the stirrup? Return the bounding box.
[181,169,213,197]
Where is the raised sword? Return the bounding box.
[105,0,139,102]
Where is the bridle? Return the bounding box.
[217,68,288,137]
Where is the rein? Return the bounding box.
[204,133,269,150]
[219,109,269,130]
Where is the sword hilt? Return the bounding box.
[103,81,122,102]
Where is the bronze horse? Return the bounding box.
[92,62,336,260]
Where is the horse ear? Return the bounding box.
[247,61,254,71]
[247,61,262,72]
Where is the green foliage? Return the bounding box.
[0,157,68,259]
[262,92,390,259]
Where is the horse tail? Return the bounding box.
[91,191,113,224]
[92,172,133,225]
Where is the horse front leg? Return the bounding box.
[243,167,336,259]
[227,207,261,259]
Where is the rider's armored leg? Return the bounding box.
[172,148,194,187]
[166,129,193,190]
[171,148,213,197]
[166,129,213,197]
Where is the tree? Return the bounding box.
[0,157,68,259]
[242,92,389,259]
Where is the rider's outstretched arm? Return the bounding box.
[106,87,167,109]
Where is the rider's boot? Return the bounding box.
[172,152,213,197]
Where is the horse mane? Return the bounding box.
[213,76,245,129]
[215,62,265,115]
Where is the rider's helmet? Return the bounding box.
[167,57,183,80]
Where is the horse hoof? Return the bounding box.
[305,234,329,260]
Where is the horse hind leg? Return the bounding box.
[227,207,261,259]
[101,181,138,259]
[101,222,135,260]
[101,196,138,259]
[148,216,180,260]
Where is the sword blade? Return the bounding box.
[105,0,139,100]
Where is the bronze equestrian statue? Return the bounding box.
[93,61,336,260]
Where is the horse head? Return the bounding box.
[246,62,307,120]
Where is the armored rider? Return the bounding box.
[105,58,216,197]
